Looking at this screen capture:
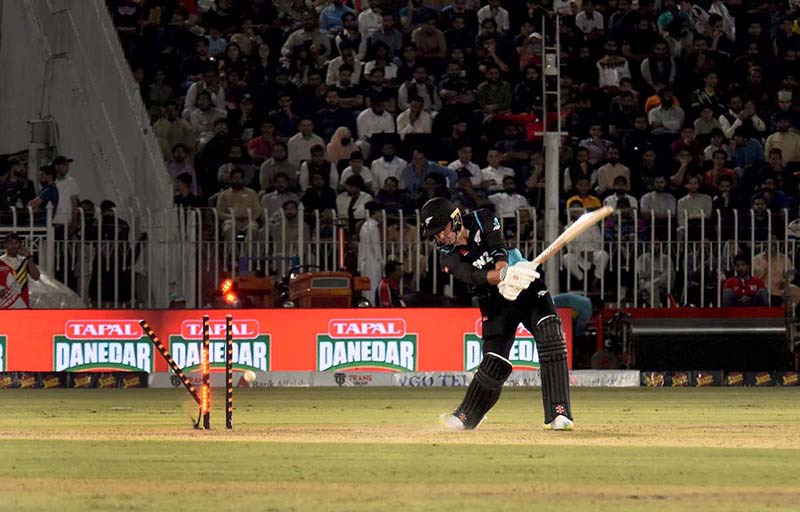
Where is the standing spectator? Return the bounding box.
[28,165,59,225]
[287,118,324,168]
[375,260,406,307]
[372,142,408,191]
[217,168,261,241]
[722,254,768,307]
[358,202,385,302]
[52,156,80,239]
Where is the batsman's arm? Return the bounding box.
[442,253,507,286]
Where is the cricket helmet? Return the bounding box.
[420,197,462,239]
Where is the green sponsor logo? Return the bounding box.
[0,337,5,371]
[317,335,417,372]
[53,338,153,372]
[463,335,540,371]
[168,336,270,372]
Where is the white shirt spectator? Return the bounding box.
[703,143,731,162]
[480,165,514,192]
[489,191,529,218]
[261,190,299,216]
[326,57,362,86]
[718,110,766,139]
[339,165,375,192]
[287,132,325,168]
[603,193,639,210]
[54,175,80,226]
[575,10,604,34]
[358,9,382,38]
[648,104,685,134]
[364,60,399,81]
[397,109,432,139]
[597,59,631,88]
[356,109,396,141]
[448,160,482,187]
[336,190,373,220]
[477,5,510,33]
[183,81,226,119]
[640,190,677,218]
[372,156,408,191]
[299,161,339,192]
[397,81,442,111]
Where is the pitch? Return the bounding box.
[1,387,800,511]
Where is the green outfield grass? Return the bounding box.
[1,387,800,511]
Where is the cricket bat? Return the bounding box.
[531,206,614,269]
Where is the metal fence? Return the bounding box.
[7,205,800,310]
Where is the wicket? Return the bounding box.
[141,315,237,430]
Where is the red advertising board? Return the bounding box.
[0,308,572,372]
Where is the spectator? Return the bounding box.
[28,165,59,224]
[722,254,769,307]
[298,145,339,193]
[566,176,602,210]
[302,171,337,215]
[676,174,712,237]
[564,147,595,194]
[729,127,764,171]
[640,174,677,222]
[261,173,299,215]
[702,128,730,162]
[166,144,199,196]
[376,177,413,216]
[765,113,800,163]
[719,96,766,139]
[184,68,226,119]
[448,144,481,188]
[476,65,512,114]
[326,44,363,87]
[317,91,357,141]
[287,118,324,168]
[247,120,276,163]
[270,92,301,142]
[148,69,175,107]
[693,105,721,138]
[596,39,631,92]
[690,71,722,115]
[594,146,631,196]
[217,168,261,241]
[273,200,311,261]
[372,142,409,192]
[281,12,330,66]
[154,101,194,160]
[670,126,703,161]
[339,152,375,193]
[217,143,257,190]
[336,175,373,227]
[398,66,442,112]
[712,174,737,240]
[397,96,433,140]
[319,0,354,34]
[369,13,403,58]
[336,12,368,59]
[356,97,396,156]
[477,0,509,34]
[190,91,227,148]
[0,233,40,308]
[415,173,450,209]
[403,149,456,194]
[489,175,528,221]
[636,241,675,307]
[648,87,684,135]
[358,202,385,302]
[412,14,448,66]
[375,260,406,307]
[579,125,612,165]
[400,0,437,33]
[704,150,737,192]
[452,169,490,213]
[364,43,399,84]
[603,175,638,211]
[575,0,604,38]
[52,156,80,239]
[480,148,514,192]
[259,142,298,191]
[562,208,609,291]
[640,40,676,94]
[173,173,204,208]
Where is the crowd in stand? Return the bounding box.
[106,0,800,305]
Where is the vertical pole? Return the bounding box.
[542,14,561,295]
[225,314,234,430]
[201,314,211,429]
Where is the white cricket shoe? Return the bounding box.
[439,413,466,430]
[544,415,574,431]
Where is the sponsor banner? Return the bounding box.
[0,309,571,373]
[641,371,666,387]
[725,371,745,386]
[148,370,641,388]
[694,371,723,387]
[670,371,691,387]
[777,372,800,386]
[749,371,774,387]
[0,372,13,388]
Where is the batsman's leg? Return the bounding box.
[444,351,513,430]
[533,314,573,429]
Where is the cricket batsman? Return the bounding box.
[420,198,573,431]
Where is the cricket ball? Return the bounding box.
[243,370,256,383]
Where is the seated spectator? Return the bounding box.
[271,200,311,260]
[397,96,433,140]
[403,149,456,193]
[299,145,339,192]
[326,127,357,169]
[596,39,631,93]
[375,260,406,307]
[634,147,666,194]
[489,175,529,221]
[670,126,703,161]
[337,175,373,228]
[372,142,408,191]
[719,96,765,139]
[603,175,638,211]
[640,174,677,223]
[704,150,737,192]
[154,101,194,160]
[247,120,276,163]
[636,241,675,307]
[268,92,301,142]
[563,208,609,291]
[480,149,514,193]
[447,144,481,188]
[364,42,399,84]
[594,146,631,196]
[755,175,789,214]
[563,147,595,194]
[183,69,226,120]
[190,92,227,148]
[476,65,512,114]
[301,171,337,214]
[259,142,298,192]
[411,14,448,68]
[566,176,602,210]
[477,0,510,34]
[648,87,684,136]
[173,173,204,208]
[702,128,730,162]
[356,96,396,157]
[603,197,642,241]
[690,71,723,116]
[217,168,261,241]
[729,127,764,172]
[765,112,800,163]
[217,143,257,190]
[316,91,357,141]
[339,152,375,193]
[677,174,713,238]
[415,173,450,209]
[333,66,365,110]
[326,43,363,86]
[578,125,612,165]
[452,169,490,214]
[575,0,604,39]
[640,40,676,95]
[166,144,199,196]
[261,173,299,215]
[375,177,413,216]
[722,254,769,307]
[287,118,324,168]
[281,12,330,66]
[712,175,738,240]
[693,105,721,138]
[669,149,701,189]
